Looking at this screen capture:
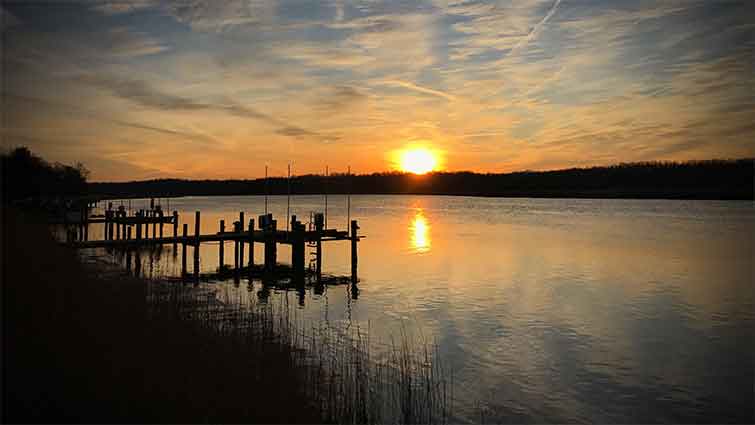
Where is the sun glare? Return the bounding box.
[399,148,438,174]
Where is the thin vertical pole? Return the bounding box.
[172,211,178,251]
[239,211,245,267]
[104,210,109,241]
[286,163,291,232]
[234,230,239,271]
[264,165,268,215]
[347,165,351,236]
[248,218,254,268]
[194,211,200,278]
[351,220,359,283]
[219,219,225,268]
[324,165,329,229]
[181,223,188,276]
[315,214,323,282]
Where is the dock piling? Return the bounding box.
[158,209,164,238]
[264,219,277,273]
[172,211,178,250]
[194,211,200,278]
[239,212,245,267]
[315,213,324,282]
[292,220,305,286]
[219,219,225,268]
[234,221,239,271]
[351,220,359,283]
[248,218,255,268]
[104,210,109,240]
[181,223,188,276]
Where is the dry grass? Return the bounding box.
[146,277,454,424]
[4,207,452,424]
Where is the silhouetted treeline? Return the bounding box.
[90,159,753,200]
[1,147,89,203]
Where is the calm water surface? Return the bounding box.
[90,196,754,423]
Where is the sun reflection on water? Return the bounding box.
[410,210,431,253]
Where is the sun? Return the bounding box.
[399,148,438,174]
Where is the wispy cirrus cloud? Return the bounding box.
[88,0,159,15]
[79,74,328,141]
[379,80,456,102]
[2,0,753,179]
[106,27,170,57]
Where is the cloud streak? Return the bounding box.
[508,0,562,57]
[79,74,326,140]
[381,80,456,102]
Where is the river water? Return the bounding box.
[88,195,754,423]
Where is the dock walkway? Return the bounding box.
[63,204,361,284]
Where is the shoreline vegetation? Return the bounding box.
[90,159,754,200]
[2,208,451,424]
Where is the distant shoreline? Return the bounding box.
[89,159,754,201]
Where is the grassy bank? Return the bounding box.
[2,208,319,423]
[2,208,451,424]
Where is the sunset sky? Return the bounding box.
[2,0,754,181]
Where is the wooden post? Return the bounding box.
[351,220,359,283]
[292,221,305,286]
[315,213,324,282]
[136,213,142,240]
[172,211,179,251]
[159,210,164,238]
[115,214,120,240]
[152,218,157,241]
[219,219,225,268]
[194,211,200,278]
[248,218,254,268]
[143,211,148,239]
[104,210,109,240]
[238,212,245,267]
[181,223,188,276]
[264,219,277,273]
[233,220,239,271]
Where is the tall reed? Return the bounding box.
[145,279,453,424]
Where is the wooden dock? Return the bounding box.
[64,203,362,284]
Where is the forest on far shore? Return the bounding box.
[2,147,752,201]
[89,159,753,200]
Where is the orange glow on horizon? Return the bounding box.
[396,147,440,174]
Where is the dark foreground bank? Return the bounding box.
[2,208,319,423]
